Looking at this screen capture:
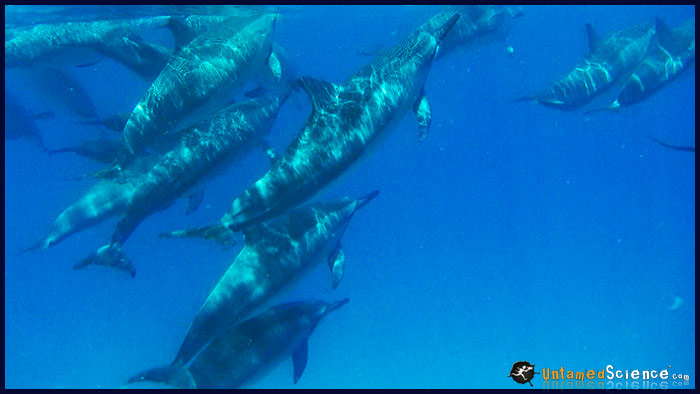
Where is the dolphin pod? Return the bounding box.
[7,6,694,389]
[119,13,283,161]
[72,89,292,276]
[520,21,657,109]
[162,13,460,245]
[606,17,695,110]
[170,191,377,365]
[127,299,349,388]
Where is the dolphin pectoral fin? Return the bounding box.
[586,23,600,54]
[414,91,432,141]
[73,244,136,278]
[328,244,345,290]
[268,50,282,80]
[292,339,309,384]
[185,188,205,215]
[159,223,237,250]
[296,76,339,112]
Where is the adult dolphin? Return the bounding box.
[163,191,376,366]
[118,13,282,162]
[163,14,459,244]
[519,21,657,109]
[74,89,291,276]
[4,16,171,68]
[127,299,349,388]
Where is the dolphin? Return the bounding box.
[163,13,459,244]
[19,65,100,121]
[164,191,376,366]
[519,21,657,109]
[4,16,171,68]
[127,299,349,388]
[4,88,51,152]
[73,88,291,276]
[119,13,282,163]
[23,155,157,254]
[601,18,695,111]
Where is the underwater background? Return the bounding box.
[4,5,695,389]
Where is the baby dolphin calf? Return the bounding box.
[520,21,657,109]
[74,88,291,276]
[167,191,376,367]
[128,299,349,388]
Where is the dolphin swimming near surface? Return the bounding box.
[4,16,171,68]
[416,5,523,59]
[118,13,283,163]
[163,13,459,244]
[127,299,349,388]
[595,17,695,111]
[519,21,657,109]
[73,88,292,276]
[164,191,376,366]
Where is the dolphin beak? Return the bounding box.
[355,190,379,210]
[326,298,350,314]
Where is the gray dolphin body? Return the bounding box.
[120,13,281,160]
[128,299,349,389]
[608,18,695,109]
[24,155,157,254]
[165,13,458,244]
[74,90,291,276]
[525,22,657,109]
[170,191,376,366]
[4,16,171,68]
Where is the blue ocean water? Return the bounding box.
[4,5,695,389]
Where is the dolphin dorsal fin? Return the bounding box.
[292,339,309,384]
[654,17,671,47]
[586,23,601,54]
[296,77,339,112]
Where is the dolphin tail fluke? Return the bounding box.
[159,223,237,250]
[126,362,196,389]
[73,244,136,278]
